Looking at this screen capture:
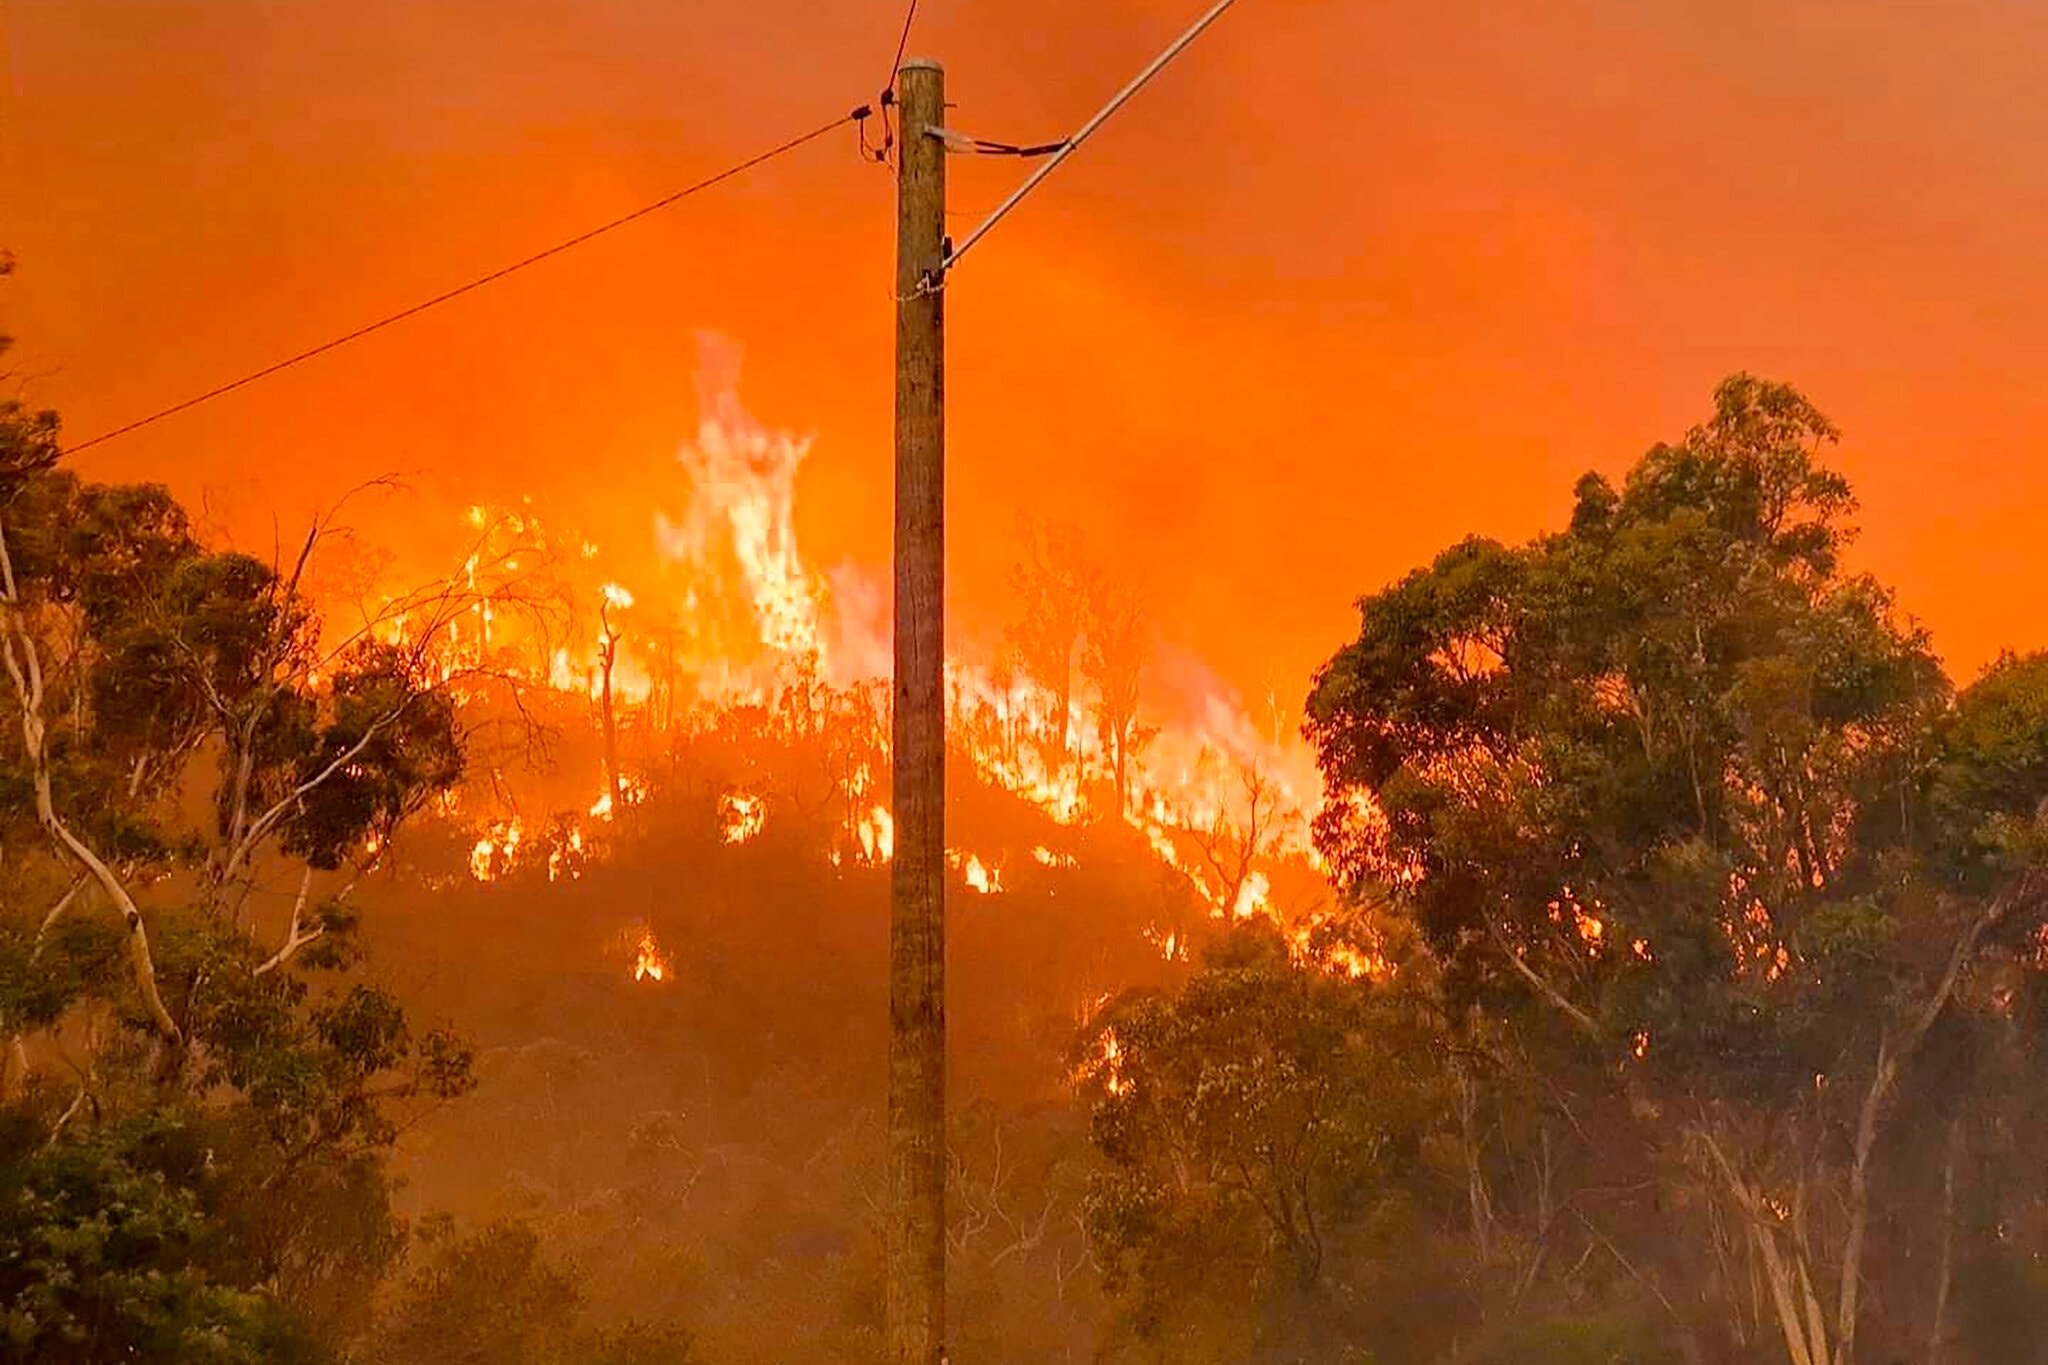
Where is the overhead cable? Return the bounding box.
[866,0,924,165]
[938,0,1242,278]
[929,127,1068,158]
[62,109,864,457]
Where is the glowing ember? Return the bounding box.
[719,792,767,845]
[1030,845,1077,869]
[602,581,635,610]
[1573,907,1605,953]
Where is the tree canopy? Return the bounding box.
[1297,374,2048,1364]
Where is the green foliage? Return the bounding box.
[0,367,492,1359]
[0,1114,328,1364]
[2,455,465,880]
[371,1219,581,1364]
[282,643,465,870]
[0,258,60,500]
[369,1219,697,1365]
[1081,926,1442,1360]
[1934,650,2048,878]
[1304,373,1962,1074]
[1296,373,2048,1363]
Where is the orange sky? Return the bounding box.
[5,0,2046,706]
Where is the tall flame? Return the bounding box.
[382,343,1393,1000]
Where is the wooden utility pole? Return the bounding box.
[887,56,948,1365]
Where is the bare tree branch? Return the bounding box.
[1487,918,1601,1039]
[254,867,323,977]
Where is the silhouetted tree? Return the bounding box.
[1082,576,1153,817]
[1006,520,1097,776]
[1304,374,2048,1365]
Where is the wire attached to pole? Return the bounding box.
[868,0,923,166]
[928,126,1068,158]
[938,0,1242,279]
[61,110,863,457]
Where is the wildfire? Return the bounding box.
[948,850,1003,895]
[590,776,646,822]
[719,792,767,845]
[1230,870,1272,921]
[632,927,670,983]
[857,805,894,865]
[547,825,586,883]
[1076,1027,1132,1097]
[469,817,524,883]
[1282,906,1394,982]
[1144,923,1190,962]
[1318,940,1392,981]
[385,350,1359,987]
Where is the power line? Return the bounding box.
[930,126,1066,158]
[887,0,922,94]
[62,109,864,457]
[865,0,924,166]
[940,0,1240,279]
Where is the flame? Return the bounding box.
[1143,923,1189,962]
[1230,870,1272,921]
[857,805,894,865]
[370,352,1360,981]
[948,850,1003,895]
[547,825,587,883]
[654,340,832,690]
[719,792,767,845]
[469,817,524,882]
[1318,940,1390,980]
[1075,1027,1132,1097]
[1283,906,1394,982]
[632,927,669,983]
[590,776,646,822]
